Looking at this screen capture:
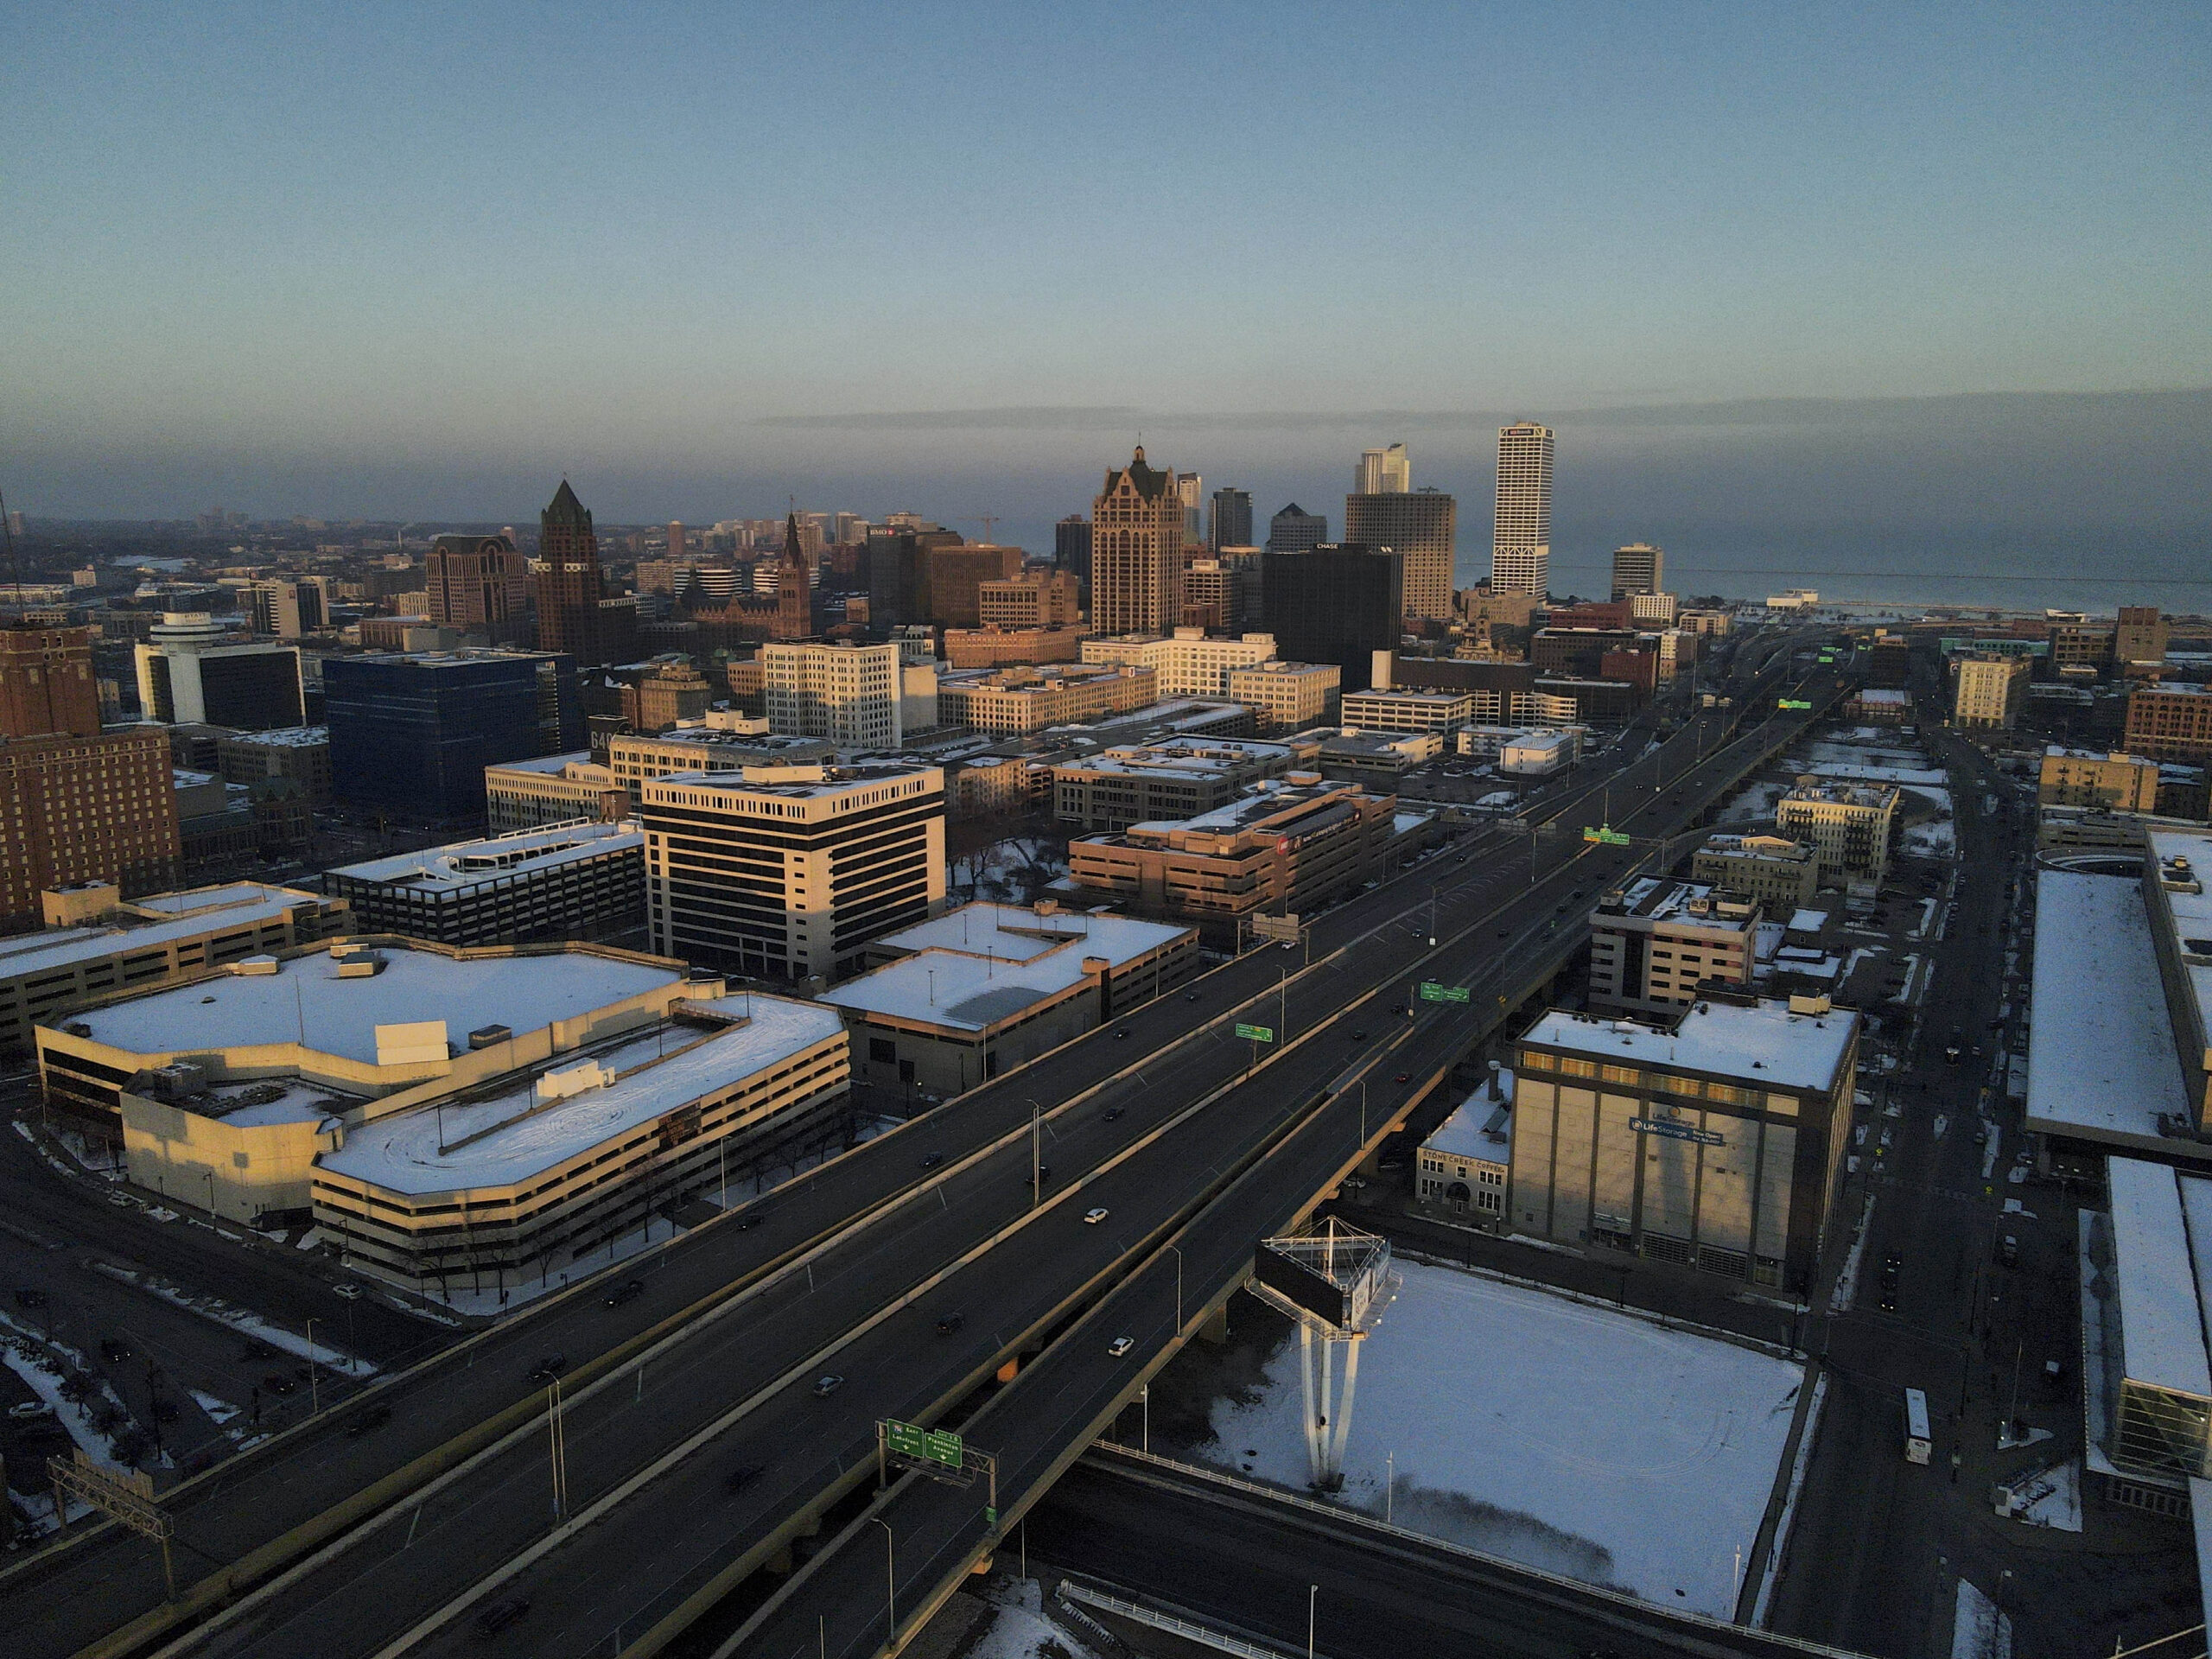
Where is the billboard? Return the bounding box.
[1253,1239,1351,1329]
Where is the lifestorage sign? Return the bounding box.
[1630,1116,1725,1147]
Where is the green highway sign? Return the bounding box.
[1419,982,1471,1004]
[923,1428,964,1468]
[1779,698,1813,710]
[1581,825,1631,847]
[1234,1023,1275,1043]
[884,1420,928,1460]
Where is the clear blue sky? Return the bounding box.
[3,2,2207,531]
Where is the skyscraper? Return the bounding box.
[1261,543,1403,692]
[428,533,531,645]
[1266,504,1327,555]
[1053,516,1093,580]
[535,480,609,664]
[1345,487,1456,626]
[1356,442,1410,495]
[1091,447,1184,636]
[325,649,584,822]
[1491,422,1554,597]
[133,613,305,728]
[1610,542,1664,601]
[1208,487,1253,553]
[0,624,99,741]
[1175,472,1205,550]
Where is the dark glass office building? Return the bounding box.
[1053,516,1093,579]
[325,650,584,823]
[1261,543,1403,693]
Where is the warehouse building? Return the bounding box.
[484,750,626,832]
[1052,737,1296,832]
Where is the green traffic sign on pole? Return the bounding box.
[1581,825,1630,847]
[923,1429,963,1469]
[885,1421,928,1461]
[1418,982,1471,1004]
[1233,1023,1274,1043]
[1779,698,1812,710]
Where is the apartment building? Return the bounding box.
[1776,779,1898,885]
[977,572,1082,630]
[941,626,1090,670]
[935,663,1160,736]
[1690,834,1821,912]
[1339,687,1475,734]
[639,761,945,982]
[484,751,626,832]
[1080,630,1279,697]
[2126,685,2212,766]
[2039,748,2162,813]
[1225,660,1341,733]
[763,641,903,749]
[1953,654,2031,729]
[1589,880,1761,1018]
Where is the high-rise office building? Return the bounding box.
[325,649,584,823]
[1176,473,1205,549]
[668,521,687,562]
[1492,422,1554,596]
[428,533,531,645]
[1345,487,1456,626]
[1260,543,1403,692]
[1611,542,1664,601]
[535,480,611,664]
[2116,606,2169,668]
[865,524,963,629]
[134,613,305,729]
[1091,447,1185,637]
[1266,504,1328,555]
[763,641,904,749]
[640,760,945,981]
[925,544,1025,628]
[1356,442,1410,495]
[1053,516,1093,581]
[240,577,327,640]
[1208,487,1253,553]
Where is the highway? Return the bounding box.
[1025,1448,1859,1659]
[13,632,1823,1659]
[693,653,1850,1659]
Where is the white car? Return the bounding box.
[332,1284,363,1301]
[8,1402,54,1421]
[1084,1207,1109,1225]
[1108,1336,1134,1357]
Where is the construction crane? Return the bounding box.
[957,514,1001,543]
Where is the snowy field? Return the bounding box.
[1198,1261,1803,1618]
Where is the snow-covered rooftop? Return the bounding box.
[486,749,594,775]
[1425,1071,1516,1163]
[329,821,643,889]
[822,906,1188,1033]
[1522,998,1857,1092]
[63,945,682,1064]
[2024,870,2190,1144]
[225,725,327,748]
[0,889,320,983]
[2107,1159,2212,1399]
[2146,829,2212,1050]
[318,999,843,1195]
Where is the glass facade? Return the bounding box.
[326,653,582,823]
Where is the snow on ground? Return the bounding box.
[970,1580,1102,1659]
[1903,820,1958,859]
[92,1265,375,1376]
[949,836,1069,906]
[1719,782,1786,823]
[1805,761,1949,788]
[1751,1371,1827,1628]
[1951,1578,2012,1659]
[0,1319,132,1471]
[2016,1458,2082,1531]
[1198,1261,1802,1617]
[1830,1196,1876,1314]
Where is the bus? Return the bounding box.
[1904,1388,1932,1464]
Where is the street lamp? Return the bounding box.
[873,1516,897,1639]
[1307,1585,1318,1659]
[1164,1244,1183,1332]
[305,1318,321,1414]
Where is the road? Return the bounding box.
[715,656,1847,1659]
[1025,1452,1851,1659]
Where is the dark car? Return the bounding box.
[1033,1164,1052,1185]
[240,1338,277,1362]
[935,1312,965,1336]
[1395,1071,1412,1084]
[263,1373,300,1397]
[99,1338,132,1363]
[1998,1236,2020,1268]
[1348,1028,1367,1041]
[345,1403,393,1439]
[526,1356,569,1383]
[13,1287,47,1308]
[722,1462,765,1495]
[918,1152,944,1170]
[604,1278,645,1307]
[1103,1106,1124,1122]
[1113,1027,1132,1039]
[812,1374,844,1398]
[474,1596,531,1637]
[1184,991,1199,1001]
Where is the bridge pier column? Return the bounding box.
[1196,1302,1231,1344]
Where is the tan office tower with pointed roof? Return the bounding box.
[535,479,607,662]
[1492,421,1554,596]
[1091,447,1185,636]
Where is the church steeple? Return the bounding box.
[782,510,805,568]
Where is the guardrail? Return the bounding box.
[1057,1573,1302,1659]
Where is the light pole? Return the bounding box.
[873,1516,896,1640]
[305,1318,320,1414]
[1307,1584,1318,1659]
[1030,1103,1041,1208]
[1165,1244,1183,1332]
[1427,886,1437,948]
[1385,1449,1394,1524]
